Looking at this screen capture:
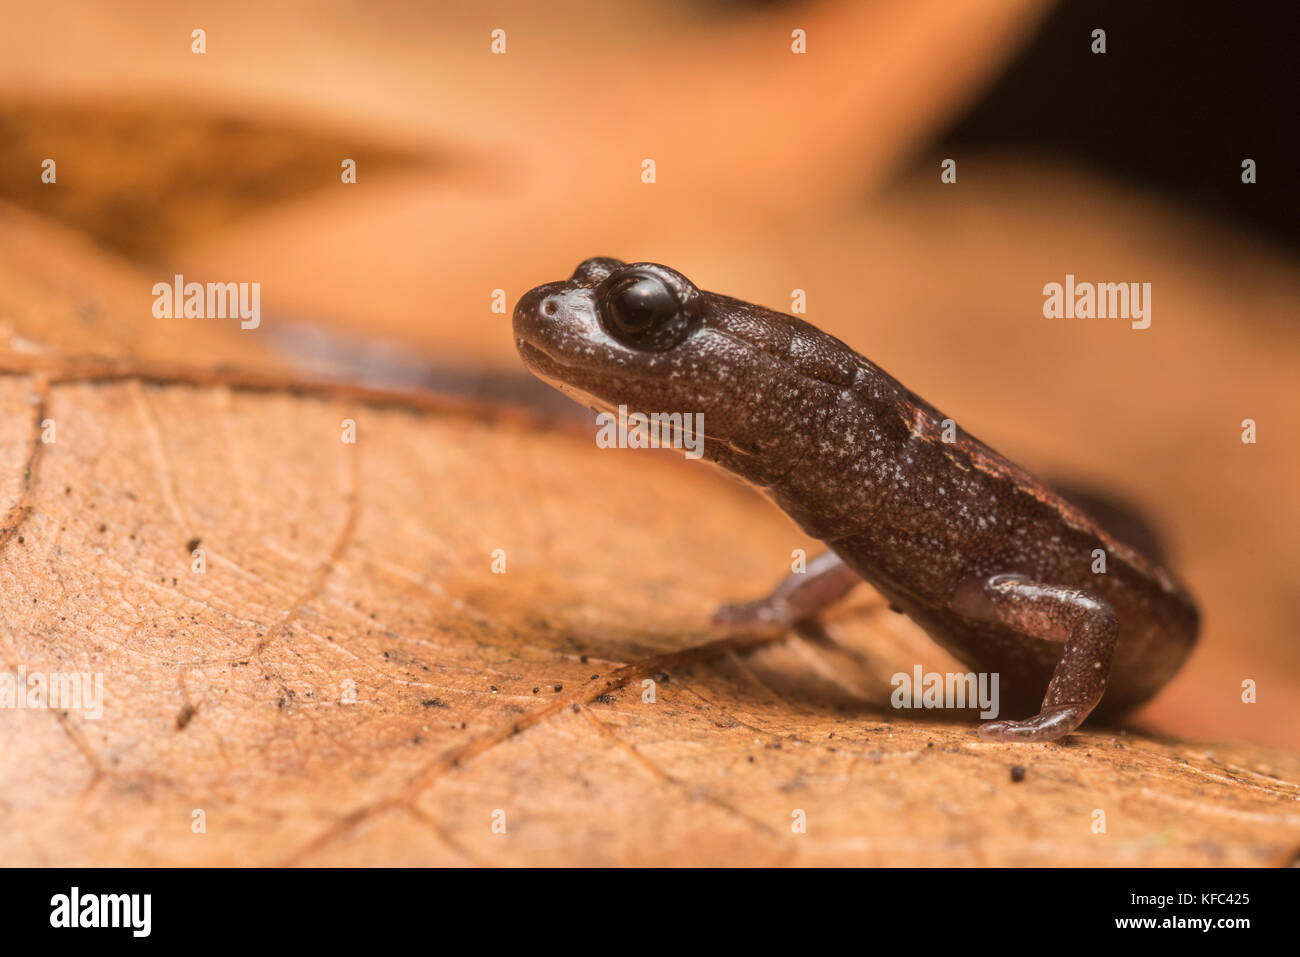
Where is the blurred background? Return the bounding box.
[1,0,1296,751]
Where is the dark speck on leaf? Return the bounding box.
[553,684,562,692]
[1010,765,1027,783]
[580,655,589,664]
[175,703,196,730]
[186,536,201,552]
[421,698,446,708]
[532,687,540,694]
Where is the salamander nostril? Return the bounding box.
[542,298,558,317]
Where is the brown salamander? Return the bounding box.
[513,257,1199,742]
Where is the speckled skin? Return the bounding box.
[513,258,1199,742]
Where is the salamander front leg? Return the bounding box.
[712,551,861,636]
[955,574,1119,743]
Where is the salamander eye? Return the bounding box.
[606,275,675,333]
[598,272,695,351]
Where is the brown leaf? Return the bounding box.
[0,98,434,261]
[2,361,1299,865]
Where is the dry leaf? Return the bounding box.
[3,368,1299,865]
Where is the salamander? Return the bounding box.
[512,257,1199,742]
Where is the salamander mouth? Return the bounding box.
[516,335,621,383]
[516,337,595,388]
[514,338,546,364]
[516,333,738,453]
[515,338,562,370]
[515,338,623,416]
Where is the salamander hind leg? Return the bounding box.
[952,574,1119,743]
[712,551,861,636]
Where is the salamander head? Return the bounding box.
[516,254,853,416]
[513,257,709,414]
